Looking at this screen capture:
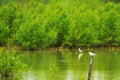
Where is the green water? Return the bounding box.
[20,49,120,80]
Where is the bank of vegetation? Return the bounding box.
[0,49,27,79]
[0,0,120,49]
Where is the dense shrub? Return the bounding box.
[0,2,18,45]
[0,49,27,79]
[0,0,120,49]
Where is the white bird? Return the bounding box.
[78,53,83,59]
[89,52,96,56]
[78,48,83,59]
[78,48,82,52]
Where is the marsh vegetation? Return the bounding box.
[0,0,120,49]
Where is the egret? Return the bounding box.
[89,52,96,56]
[78,48,83,59]
[78,48,82,52]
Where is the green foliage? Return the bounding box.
[0,1,18,45]
[0,49,27,79]
[0,0,120,49]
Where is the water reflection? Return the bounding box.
[20,50,120,80]
[22,71,35,80]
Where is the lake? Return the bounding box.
[20,49,120,80]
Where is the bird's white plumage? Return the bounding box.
[89,52,96,56]
[78,48,82,52]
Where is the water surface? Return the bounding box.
[20,49,120,80]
